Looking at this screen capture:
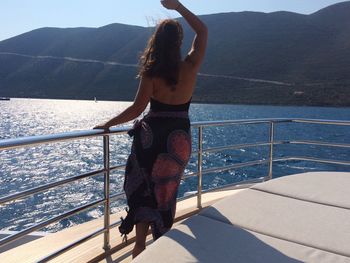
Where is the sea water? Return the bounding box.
[0,98,349,232]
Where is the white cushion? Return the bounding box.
[134,215,350,263]
[133,172,350,262]
[200,188,350,257]
[252,172,350,209]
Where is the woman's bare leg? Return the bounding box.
[132,222,150,259]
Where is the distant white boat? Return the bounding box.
[0,97,10,101]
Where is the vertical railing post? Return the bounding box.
[197,126,203,209]
[268,122,275,180]
[103,135,111,250]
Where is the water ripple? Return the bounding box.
[0,98,349,232]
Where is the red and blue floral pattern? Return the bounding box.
[122,109,191,240]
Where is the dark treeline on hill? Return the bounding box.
[0,1,350,106]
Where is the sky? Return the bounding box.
[0,0,347,41]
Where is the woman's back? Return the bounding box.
[151,61,198,105]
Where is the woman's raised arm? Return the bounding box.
[161,0,208,69]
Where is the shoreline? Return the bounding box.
[3,97,350,109]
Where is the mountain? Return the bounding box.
[1,1,350,106]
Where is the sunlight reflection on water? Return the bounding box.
[0,98,349,232]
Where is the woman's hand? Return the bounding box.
[161,0,181,10]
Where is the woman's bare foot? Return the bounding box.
[132,243,146,258]
[132,222,150,258]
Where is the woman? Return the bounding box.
[94,0,207,258]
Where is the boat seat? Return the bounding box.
[133,172,350,262]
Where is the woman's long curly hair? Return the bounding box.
[138,19,183,88]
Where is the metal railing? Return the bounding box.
[0,118,349,261]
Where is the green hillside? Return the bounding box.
[0,1,350,106]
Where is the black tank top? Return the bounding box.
[150,97,191,112]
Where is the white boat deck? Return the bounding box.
[2,172,350,263]
[1,171,350,263]
[0,188,244,263]
[133,172,350,263]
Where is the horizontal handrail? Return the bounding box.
[1,118,349,151]
[0,169,104,205]
[191,118,350,128]
[0,117,349,258]
[200,142,271,154]
[182,171,198,180]
[110,164,126,171]
[184,155,350,181]
[0,127,128,150]
[292,119,350,126]
[274,156,350,166]
[190,119,279,128]
[110,192,125,201]
[3,137,349,210]
[202,159,270,175]
[0,198,105,248]
[2,117,348,215]
[191,140,350,156]
[279,140,350,148]
[196,139,340,155]
[185,156,350,182]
